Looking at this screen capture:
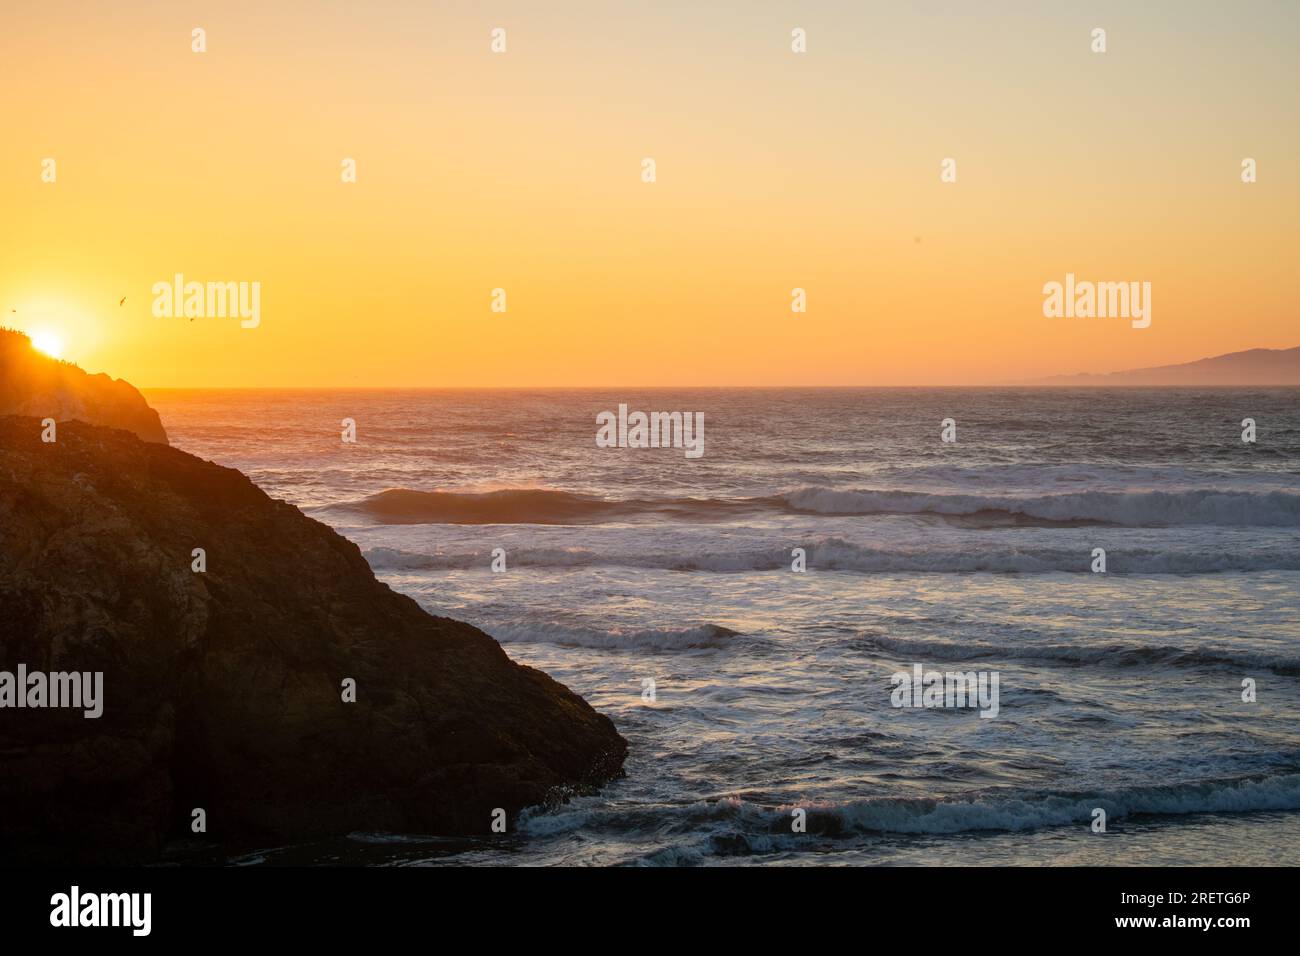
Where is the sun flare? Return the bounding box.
[30,330,65,359]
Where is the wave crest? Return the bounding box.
[326,486,1300,527]
[520,774,1300,847]
[785,773,1300,835]
[489,621,742,650]
[364,539,1300,575]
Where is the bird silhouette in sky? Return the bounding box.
[119,297,126,306]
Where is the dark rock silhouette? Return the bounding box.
[0,328,167,443]
[0,417,626,863]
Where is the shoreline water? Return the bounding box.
[146,387,1300,866]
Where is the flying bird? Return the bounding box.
[119,297,126,306]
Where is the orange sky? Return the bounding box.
[1,1,1296,386]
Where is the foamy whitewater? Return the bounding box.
[148,388,1300,865]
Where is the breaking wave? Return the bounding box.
[364,538,1300,574]
[784,773,1300,836]
[854,633,1300,676]
[326,486,1300,527]
[519,774,1300,849]
[486,621,742,650]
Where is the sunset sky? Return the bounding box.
[2,0,1296,387]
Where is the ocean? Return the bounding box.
[145,388,1300,866]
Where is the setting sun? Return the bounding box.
[30,330,64,359]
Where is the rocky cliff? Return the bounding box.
[0,328,168,443]
[0,416,626,863]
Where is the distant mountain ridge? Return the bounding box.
[1028,346,1300,386]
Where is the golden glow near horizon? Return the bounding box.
[1,1,1297,387]
[29,329,64,359]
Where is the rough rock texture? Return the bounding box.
[0,329,168,444]
[0,417,626,863]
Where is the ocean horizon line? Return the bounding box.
[139,383,1300,392]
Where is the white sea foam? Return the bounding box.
[792,773,1300,834]
[149,388,1300,867]
[516,775,1300,846]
